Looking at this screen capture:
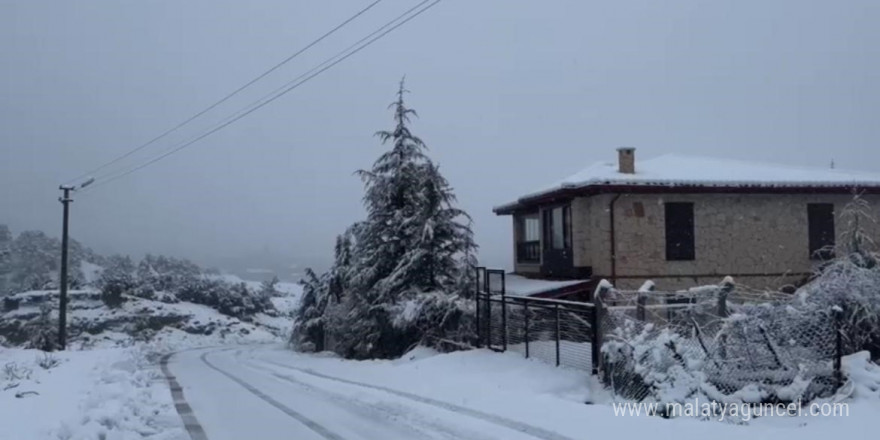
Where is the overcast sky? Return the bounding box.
[2,0,880,273]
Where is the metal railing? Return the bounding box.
[515,241,540,263]
[474,267,847,405]
[475,267,599,373]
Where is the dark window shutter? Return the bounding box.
[665,202,695,261]
[808,203,835,260]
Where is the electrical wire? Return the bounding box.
[63,0,384,186]
[80,0,441,194]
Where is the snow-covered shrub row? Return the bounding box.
[94,253,277,320]
[290,82,478,359]
[0,223,278,323]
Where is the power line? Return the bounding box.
[171,0,434,154]
[81,0,441,194]
[63,0,384,186]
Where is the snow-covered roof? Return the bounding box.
[495,154,880,212]
[503,274,588,297]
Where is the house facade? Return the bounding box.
[494,148,880,291]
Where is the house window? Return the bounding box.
[544,205,571,250]
[665,202,695,261]
[808,203,835,260]
[515,214,540,263]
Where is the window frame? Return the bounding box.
[807,203,835,260]
[543,204,572,251]
[664,202,695,261]
[515,212,541,263]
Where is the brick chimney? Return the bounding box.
[617,147,636,174]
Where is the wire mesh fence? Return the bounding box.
[474,267,846,406]
[596,280,844,404]
[476,292,597,372]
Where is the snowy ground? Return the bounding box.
[161,345,880,440]
[3,341,879,439]
[0,346,186,440]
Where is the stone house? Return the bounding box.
[493,148,880,293]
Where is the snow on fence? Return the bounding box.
[474,267,846,406]
[596,279,845,405]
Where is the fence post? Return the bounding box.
[590,304,599,375]
[834,305,844,389]
[636,292,646,321]
[474,266,481,348]
[555,303,561,367]
[484,270,491,350]
[592,281,611,376]
[524,300,530,359]
[636,280,653,322]
[717,276,734,318]
[502,288,508,352]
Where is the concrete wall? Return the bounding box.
[579,193,880,291]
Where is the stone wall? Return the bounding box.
[576,193,880,291]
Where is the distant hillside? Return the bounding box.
[0,223,303,349]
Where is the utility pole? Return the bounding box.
[58,185,73,350]
[57,178,94,350]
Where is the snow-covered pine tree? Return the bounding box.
[315,79,478,358]
[290,268,331,352]
[352,78,433,303]
[328,228,355,303]
[378,161,476,295]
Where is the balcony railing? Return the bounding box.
[516,241,541,263]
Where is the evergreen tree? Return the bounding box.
[387,161,475,293]
[328,228,355,303]
[290,268,330,351]
[291,79,479,359]
[260,275,281,297]
[353,78,432,302]
[0,225,11,295]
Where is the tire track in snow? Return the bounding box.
[242,359,500,440]
[255,355,580,440]
[199,350,345,440]
[160,352,210,440]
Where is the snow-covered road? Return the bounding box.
[167,346,575,440]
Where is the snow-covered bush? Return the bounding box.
[175,278,275,319]
[601,284,845,409]
[260,276,282,297]
[36,352,60,370]
[23,304,58,352]
[136,254,201,292]
[391,291,476,352]
[796,195,880,356]
[3,230,90,294]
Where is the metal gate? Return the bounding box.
[475,267,506,351]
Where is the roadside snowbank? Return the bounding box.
[0,347,186,440]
